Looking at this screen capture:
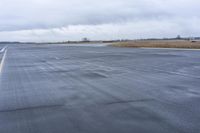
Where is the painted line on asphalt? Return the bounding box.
[0,47,7,53]
[0,48,7,74]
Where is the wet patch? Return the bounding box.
[147,53,184,58]
[81,71,108,79]
[166,85,200,97]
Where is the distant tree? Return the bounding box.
[82,37,90,42]
[176,35,181,40]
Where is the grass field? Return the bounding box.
[112,40,200,49]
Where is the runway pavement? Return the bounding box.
[0,43,200,133]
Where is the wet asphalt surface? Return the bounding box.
[0,43,200,133]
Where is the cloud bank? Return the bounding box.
[0,0,200,41]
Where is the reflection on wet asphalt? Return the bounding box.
[0,43,200,133]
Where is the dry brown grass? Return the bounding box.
[112,40,200,49]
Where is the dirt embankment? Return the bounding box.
[112,40,200,49]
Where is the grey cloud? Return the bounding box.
[0,0,199,41]
[1,0,198,31]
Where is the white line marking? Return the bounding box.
[0,46,8,53]
[0,48,7,74]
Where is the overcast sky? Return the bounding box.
[0,0,200,42]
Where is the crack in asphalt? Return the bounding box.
[105,99,155,105]
[0,104,63,113]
